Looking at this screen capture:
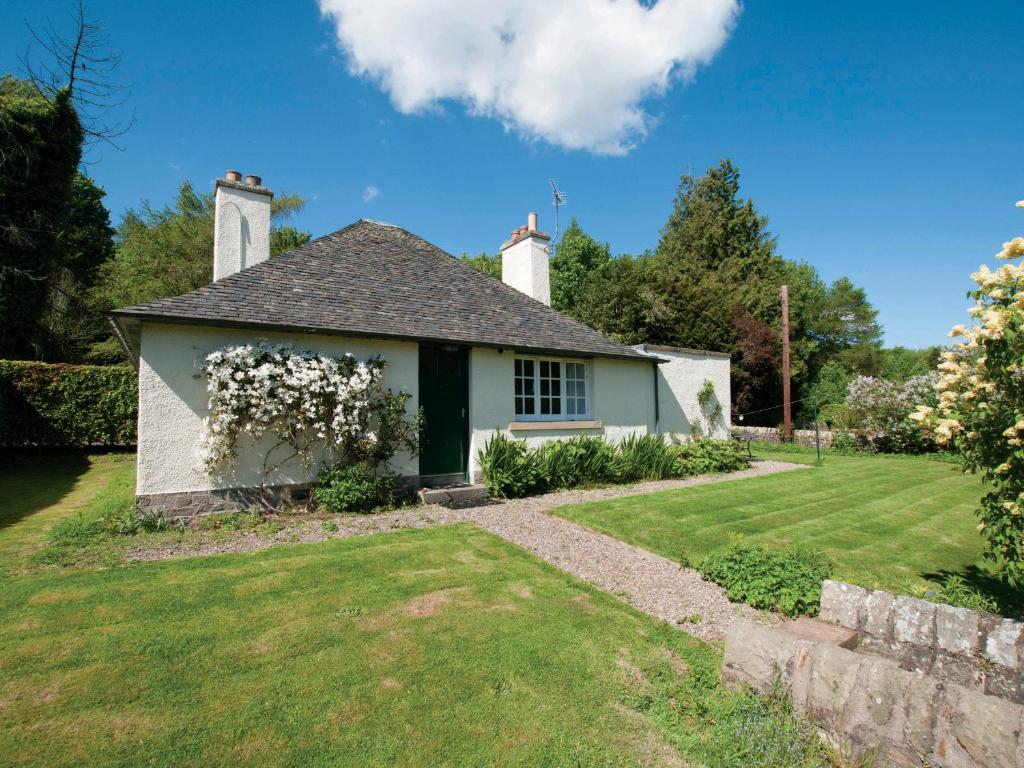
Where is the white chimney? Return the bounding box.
[500,211,551,305]
[213,170,273,281]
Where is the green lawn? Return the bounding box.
[0,455,839,768]
[0,453,136,578]
[551,450,1007,605]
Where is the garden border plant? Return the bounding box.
[912,200,1024,586]
[694,536,834,617]
[478,431,749,499]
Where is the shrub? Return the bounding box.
[828,432,859,455]
[314,461,395,513]
[697,540,833,617]
[479,432,751,498]
[478,432,544,498]
[911,205,1024,585]
[845,373,938,454]
[672,438,749,475]
[0,360,137,447]
[536,435,617,488]
[613,433,677,482]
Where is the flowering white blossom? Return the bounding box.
[199,342,387,472]
[913,200,1024,583]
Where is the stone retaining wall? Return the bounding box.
[723,617,1023,767]
[723,579,1024,766]
[820,580,1023,704]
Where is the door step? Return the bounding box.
[418,484,490,508]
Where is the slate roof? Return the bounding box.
[111,219,649,362]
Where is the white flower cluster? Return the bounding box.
[198,342,385,472]
[911,200,1024,523]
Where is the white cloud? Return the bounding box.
[318,0,739,155]
[362,185,380,202]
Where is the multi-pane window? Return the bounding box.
[538,361,561,415]
[514,359,535,416]
[565,362,587,416]
[514,357,589,419]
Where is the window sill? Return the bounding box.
[508,420,603,431]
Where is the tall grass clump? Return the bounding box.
[614,433,678,482]
[536,435,617,488]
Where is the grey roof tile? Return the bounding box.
[111,219,648,361]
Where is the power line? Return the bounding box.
[734,396,841,421]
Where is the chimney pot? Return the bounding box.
[500,214,551,306]
[214,171,272,281]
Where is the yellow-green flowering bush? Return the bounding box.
[912,201,1024,584]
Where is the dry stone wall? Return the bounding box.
[731,424,836,449]
[723,580,1024,767]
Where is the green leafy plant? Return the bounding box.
[196,511,266,531]
[697,539,834,617]
[693,379,724,438]
[701,677,845,768]
[536,435,618,488]
[912,574,999,614]
[479,432,751,498]
[613,433,678,481]
[478,432,544,498]
[672,438,749,475]
[829,432,859,455]
[314,461,395,513]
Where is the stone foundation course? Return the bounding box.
[723,580,1024,767]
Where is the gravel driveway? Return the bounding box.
[126,459,805,642]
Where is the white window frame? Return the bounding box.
[513,356,592,421]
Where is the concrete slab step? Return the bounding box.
[418,484,490,508]
[780,616,859,649]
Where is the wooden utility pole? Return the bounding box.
[781,285,792,442]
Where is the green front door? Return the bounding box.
[418,345,469,478]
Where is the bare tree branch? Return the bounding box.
[21,0,133,151]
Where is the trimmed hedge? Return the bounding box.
[0,360,137,447]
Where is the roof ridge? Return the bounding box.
[110,219,649,362]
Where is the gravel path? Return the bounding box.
[126,459,804,641]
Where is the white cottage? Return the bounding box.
[111,171,730,516]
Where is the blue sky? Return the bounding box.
[2,1,1021,348]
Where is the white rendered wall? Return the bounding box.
[213,184,271,281]
[500,235,551,305]
[136,323,419,495]
[643,348,731,439]
[467,347,656,478]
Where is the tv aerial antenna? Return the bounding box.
[550,178,567,244]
